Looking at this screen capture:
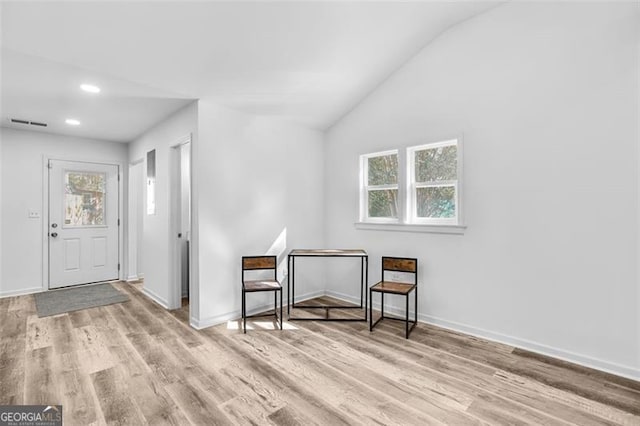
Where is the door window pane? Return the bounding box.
[65,171,106,226]
[416,186,455,218]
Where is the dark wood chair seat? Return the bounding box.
[241,256,283,333]
[369,257,418,339]
[243,280,282,292]
[370,281,416,295]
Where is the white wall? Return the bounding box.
[0,127,128,296]
[194,101,325,328]
[128,102,197,309]
[127,160,144,281]
[325,2,639,379]
[0,127,3,293]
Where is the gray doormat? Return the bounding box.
[34,283,129,318]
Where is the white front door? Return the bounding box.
[49,160,119,289]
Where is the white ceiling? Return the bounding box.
[1,1,501,142]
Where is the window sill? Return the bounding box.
[354,222,466,234]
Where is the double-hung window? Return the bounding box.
[408,139,460,225]
[360,150,399,222]
[359,138,463,231]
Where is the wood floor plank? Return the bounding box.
[73,325,117,375]
[24,346,60,405]
[222,330,451,425]
[49,314,75,355]
[492,370,640,426]
[8,294,35,314]
[125,332,183,385]
[57,351,100,425]
[127,373,191,425]
[308,319,627,426]
[90,366,146,425]
[164,381,233,426]
[268,405,313,426]
[116,282,203,348]
[0,346,25,405]
[159,336,236,405]
[0,296,10,316]
[0,310,28,405]
[467,391,568,425]
[375,320,640,416]
[220,393,287,425]
[3,283,639,426]
[207,329,365,426]
[68,309,93,328]
[512,348,640,393]
[25,315,54,351]
[281,321,567,426]
[277,324,476,414]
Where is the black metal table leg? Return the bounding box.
[365,256,368,321]
[287,255,291,316]
[405,293,409,339]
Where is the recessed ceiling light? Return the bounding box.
[80,84,100,93]
[65,118,81,126]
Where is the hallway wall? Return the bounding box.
[0,127,128,296]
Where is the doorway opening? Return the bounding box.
[171,136,192,317]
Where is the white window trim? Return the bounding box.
[357,136,465,234]
[360,149,400,223]
[354,222,466,234]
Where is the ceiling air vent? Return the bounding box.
[10,118,48,127]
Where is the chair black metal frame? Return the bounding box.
[369,256,418,339]
[241,255,283,334]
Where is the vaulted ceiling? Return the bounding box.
[1,1,501,142]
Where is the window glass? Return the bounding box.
[368,154,398,186]
[368,189,399,218]
[416,186,455,218]
[415,144,457,182]
[65,171,106,226]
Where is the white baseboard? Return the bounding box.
[142,287,170,309]
[0,286,44,298]
[422,313,640,382]
[191,290,325,330]
[327,290,640,382]
[126,275,141,282]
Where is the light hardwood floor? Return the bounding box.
[1,281,639,425]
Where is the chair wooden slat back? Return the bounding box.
[382,257,417,273]
[243,256,276,271]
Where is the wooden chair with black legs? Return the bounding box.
[369,257,418,339]
[241,255,283,334]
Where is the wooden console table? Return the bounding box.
[287,249,368,321]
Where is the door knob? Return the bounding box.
[51,232,58,238]
[51,223,58,228]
